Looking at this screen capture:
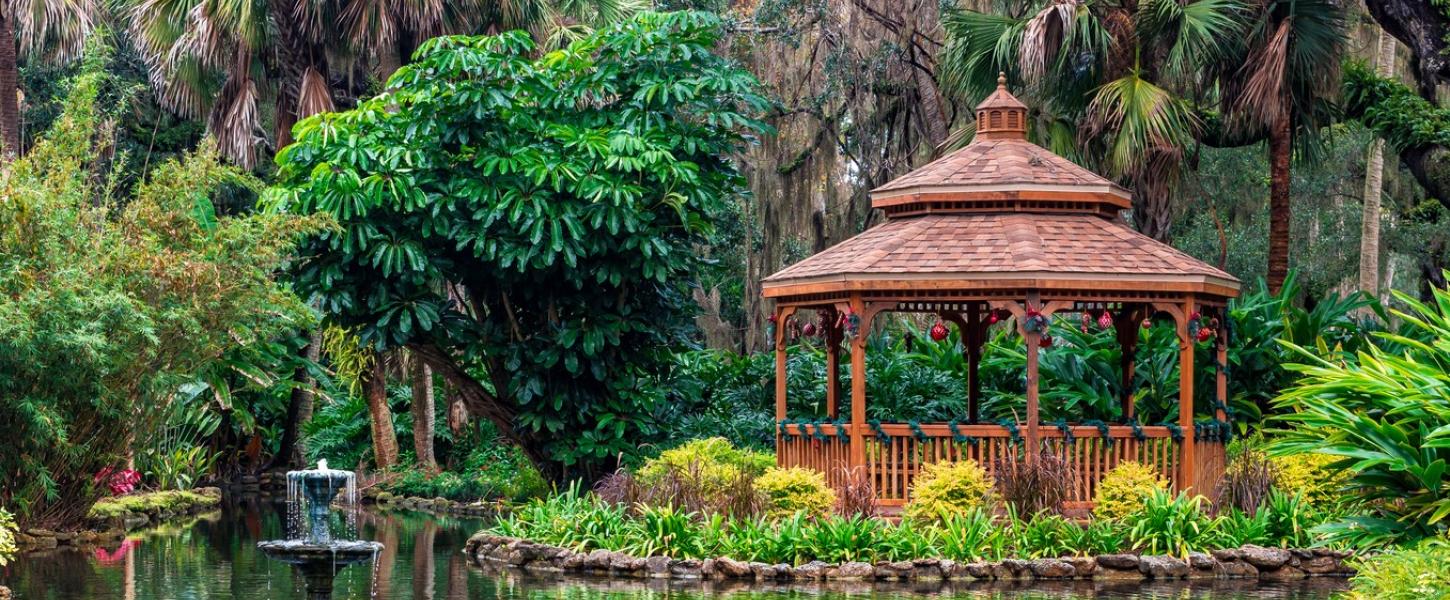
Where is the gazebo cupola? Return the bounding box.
[762,75,1240,511]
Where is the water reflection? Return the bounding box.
[1,496,1351,600]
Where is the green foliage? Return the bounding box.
[1093,461,1170,520]
[1348,541,1450,600]
[141,447,220,492]
[87,490,220,521]
[1120,491,1219,557]
[637,437,774,497]
[0,49,320,526]
[1344,61,1450,152]
[753,467,835,520]
[1271,453,1351,507]
[268,12,770,476]
[1271,279,1450,547]
[0,506,15,566]
[902,460,996,523]
[384,443,547,503]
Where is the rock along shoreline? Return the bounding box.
[464,533,1355,583]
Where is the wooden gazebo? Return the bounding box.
[762,77,1241,509]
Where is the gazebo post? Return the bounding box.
[1114,305,1140,421]
[1178,297,1197,493]
[825,306,841,419]
[1215,307,1229,423]
[1024,293,1042,462]
[966,304,985,424]
[774,305,796,430]
[848,295,868,469]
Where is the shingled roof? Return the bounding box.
[762,76,1240,301]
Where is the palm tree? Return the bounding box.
[0,0,100,158]
[124,0,640,168]
[1360,26,1395,303]
[937,0,1246,241]
[1225,0,1346,293]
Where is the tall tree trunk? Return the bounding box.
[1266,103,1293,295]
[0,4,20,159]
[1360,28,1396,303]
[364,351,400,470]
[409,360,437,473]
[268,0,331,151]
[265,331,321,471]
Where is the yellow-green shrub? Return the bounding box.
[903,460,995,523]
[0,506,16,566]
[754,467,836,519]
[1271,453,1350,506]
[1093,461,1169,520]
[637,437,774,497]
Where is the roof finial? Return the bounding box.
[997,71,1007,89]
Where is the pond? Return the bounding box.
[2,496,1351,600]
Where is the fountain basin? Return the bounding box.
[256,540,383,566]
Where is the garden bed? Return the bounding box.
[14,488,222,552]
[465,533,1354,583]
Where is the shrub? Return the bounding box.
[1220,446,1277,514]
[994,453,1073,516]
[1270,453,1350,507]
[1347,542,1450,600]
[902,459,996,523]
[834,466,878,518]
[754,467,836,520]
[1121,491,1219,557]
[1093,461,1170,520]
[0,506,16,566]
[637,438,774,498]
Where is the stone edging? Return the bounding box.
[360,489,499,518]
[465,534,1354,583]
[15,487,222,552]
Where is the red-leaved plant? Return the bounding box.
[95,467,141,495]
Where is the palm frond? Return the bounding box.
[1138,0,1247,79]
[938,9,1026,103]
[1084,70,1198,177]
[296,66,334,119]
[1019,1,1076,82]
[207,70,260,169]
[13,0,100,63]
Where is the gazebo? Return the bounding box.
[762,77,1241,510]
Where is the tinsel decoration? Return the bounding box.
[840,308,861,342]
[1023,305,1049,333]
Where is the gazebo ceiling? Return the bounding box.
[762,75,1240,303]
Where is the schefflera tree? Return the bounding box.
[267,11,770,481]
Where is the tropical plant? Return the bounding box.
[937,509,1007,562]
[0,52,320,527]
[1271,277,1450,547]
[993,452,1073,516]
[637,438,773,498]
[1347,540,1450,600]
[267,12,770,479]
[1121,490,1219,557]
[1270,452,1352,508]
[902,460,996,523]
[0,505,16,565]
[800,513,881,563]
[1219,442,1277,514]
[753,467,835,520]
[0,0,100,157]
[122,0,641,168]
[1093,461,1170,520]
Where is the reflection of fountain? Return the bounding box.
[257,460,383,600]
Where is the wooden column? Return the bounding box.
[1178,297,1197,493]
[848,295,868,469]
[825,307,841,419]
[1215,307,1229,422]
[1024,292,1043,461]
[966,304,985,423]
[774,305,796,468]
[1114,305,1140,421]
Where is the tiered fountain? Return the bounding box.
[257,460,383,600]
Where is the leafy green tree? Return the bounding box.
[267,11,770,480]
[0,50,321,527]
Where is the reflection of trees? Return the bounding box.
[447,553,470,600]
[412,520,438,599]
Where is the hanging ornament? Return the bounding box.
[787,316,801,341]
[802,321,818,338]
[765,315,778,349]
[1189,310,1202,322]
[840,308,861,342]
[1196,327,1215,342]
[929,321,948,342]
[1023,305,1049,333]
[1081,312,1093,333]
[988,310,1001,324]
[1142,317,1153,329]
[1098,310,1114,330]
[1039,334,1054,348]
[1188,318,1201,340]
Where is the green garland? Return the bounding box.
[832,418,849,443]
[1083,419,1113,447]
[997,419,1024,445]
[908,421,928,443]
[948,420,979,445]
[1050,419,1074,444]
[869,420,890,444]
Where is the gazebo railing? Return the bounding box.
[778,423,1224,509]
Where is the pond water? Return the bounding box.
[2,496,1351,600]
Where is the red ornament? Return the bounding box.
[1197,327,1215,342]
[1039,335,1054,348]
[1189,310,1202,322]
[802,322,817,337]
[1098,311,1113,329]
[988,311,1000,324]
[929,321,948,341]
[1081,313,1093,330]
